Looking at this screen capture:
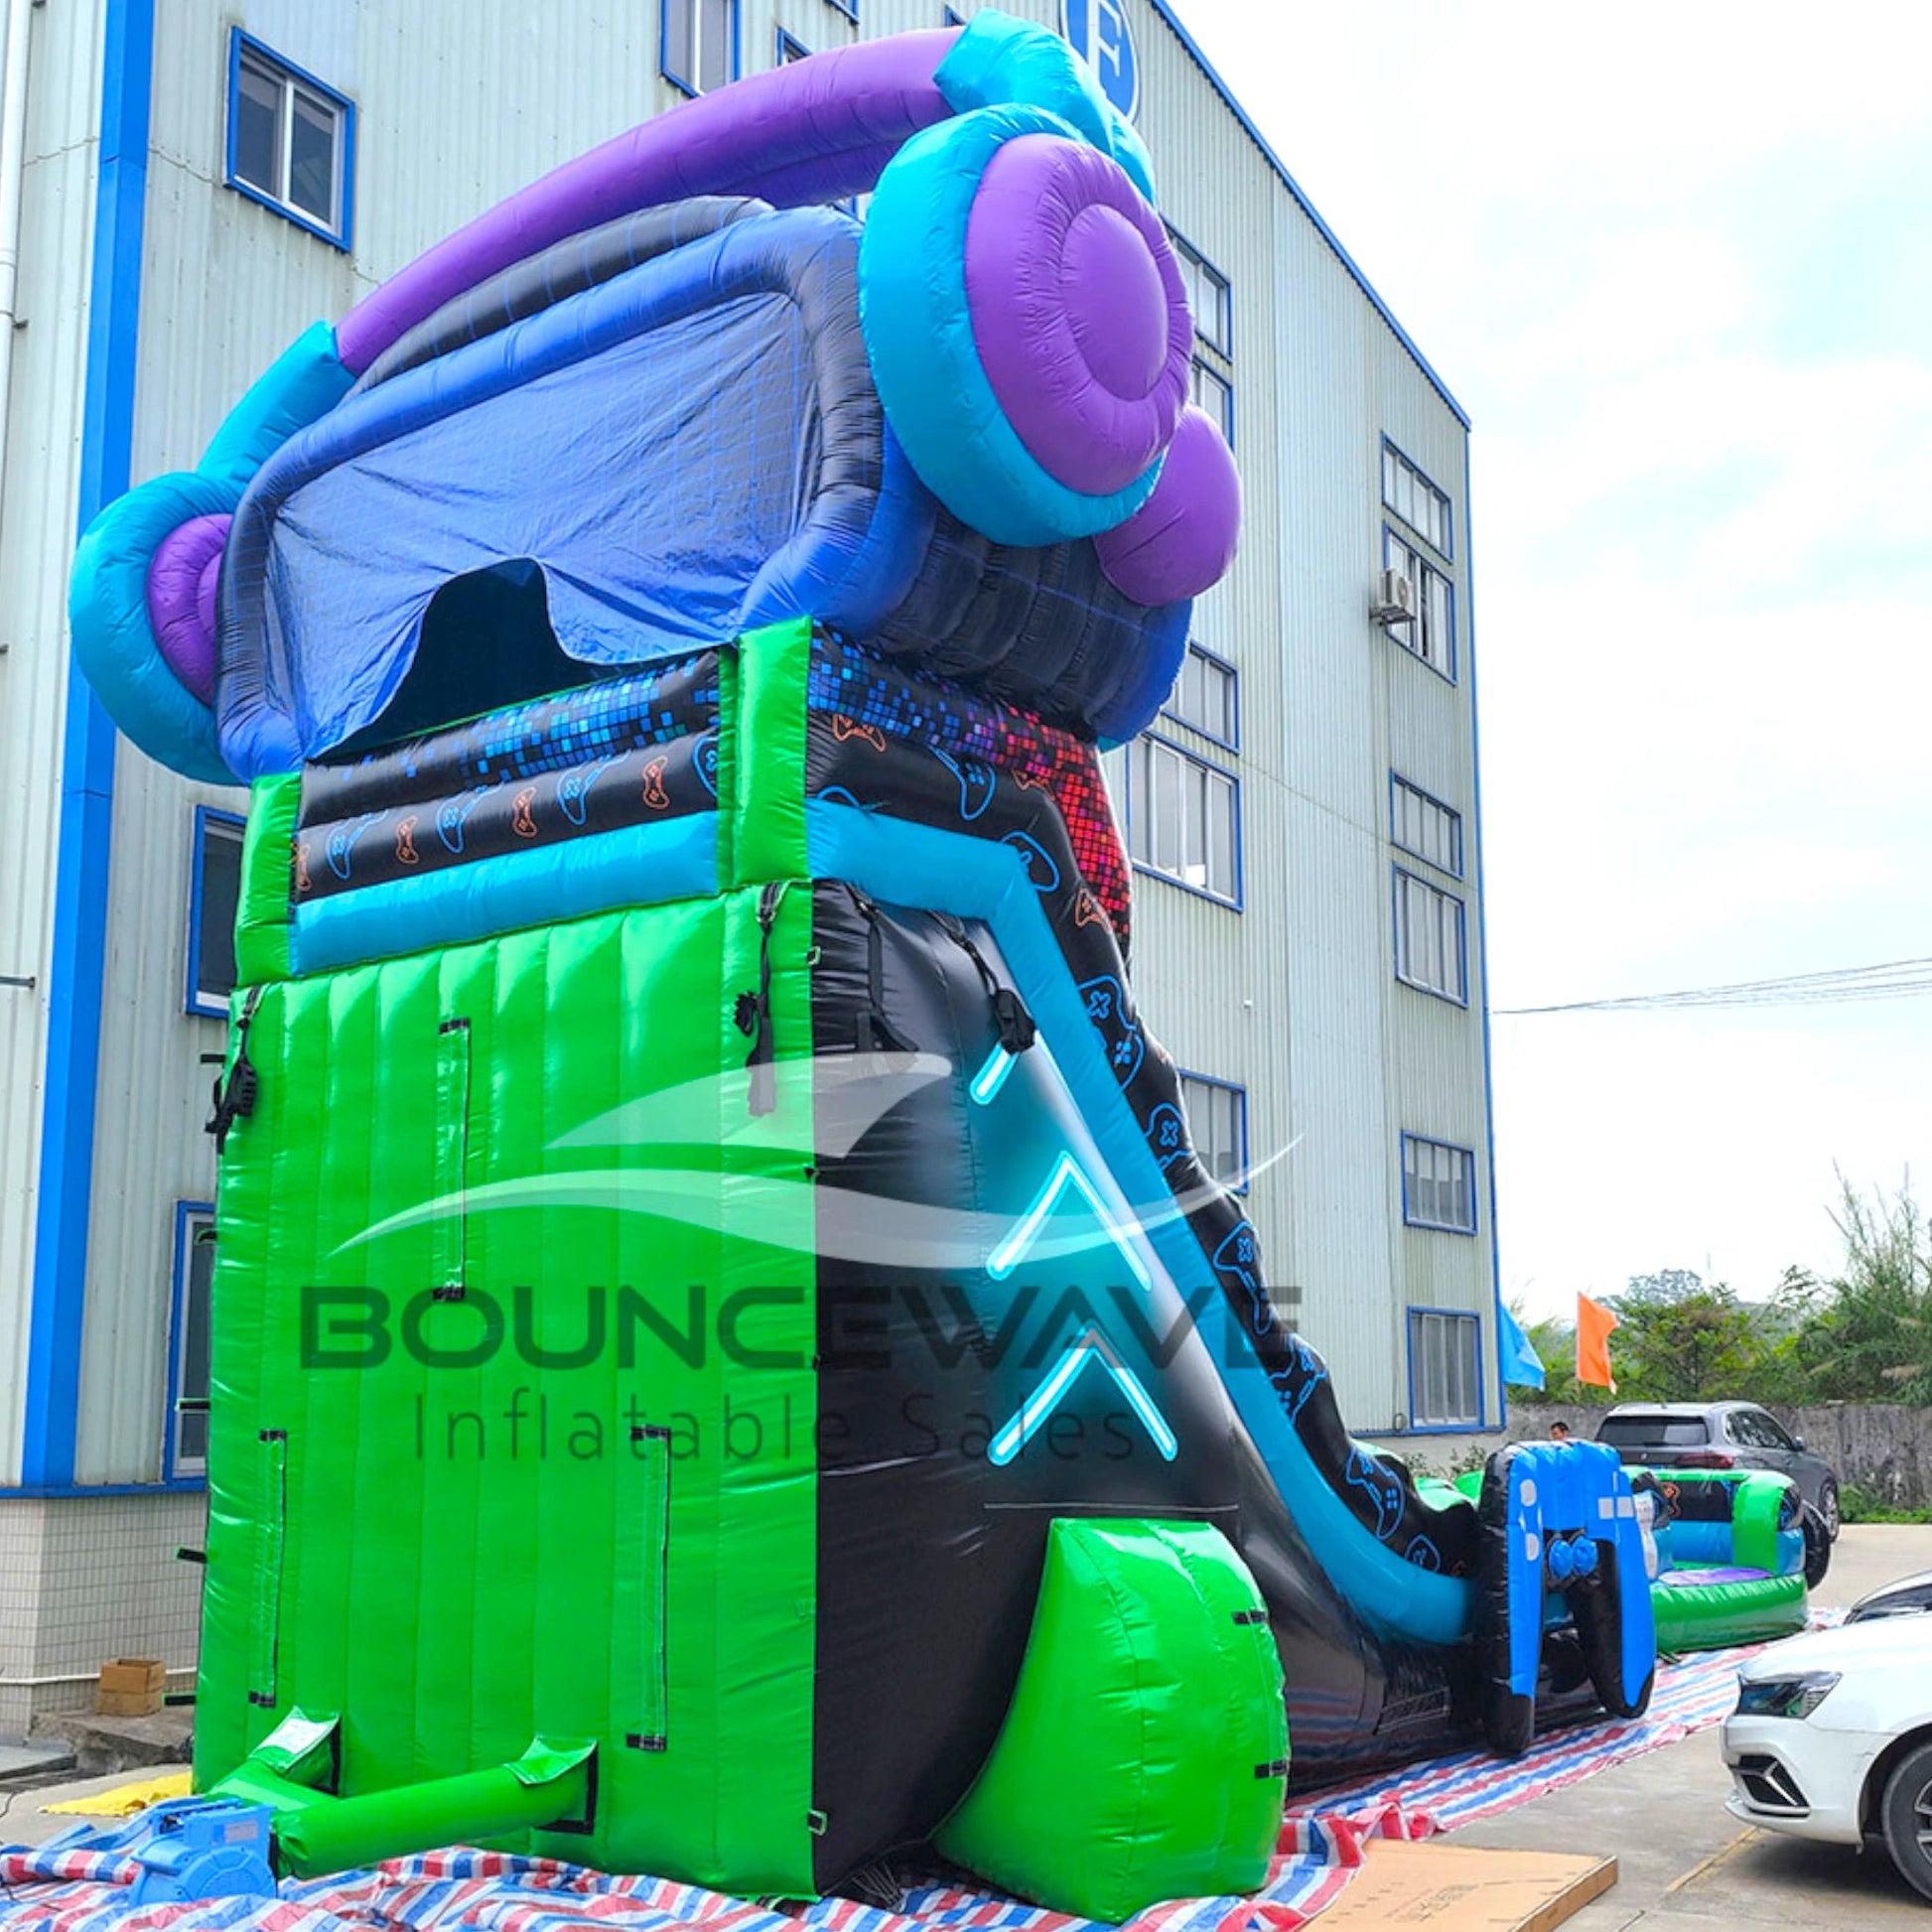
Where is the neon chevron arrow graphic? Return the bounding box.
[985,1150,1152,1291]
[988,1322,1177,1465]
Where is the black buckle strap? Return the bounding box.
[206,986,265,1154]
[847,888,915,1056]
[933,912,1035,1054]
[735,883,787,1116]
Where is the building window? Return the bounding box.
[826,0,860,19]
[225,31,354,249]
[1191,358,1234,446]
[168,1203,215,1479]
[1383,527,1454,680]
[777,27,810,62]
[1393,866,1465,1003]
[1402,1134,1477,1234]
[663,0,739,94]
[1127,735,1240,906]
[1408,1309,1481,1428]
[187,808,246,1019]
[1162,641,1239,750]
[944,5,966,20]
[1390,775,1461,879]
[1382,441,1452,558]
[1168,228,1231,355]
[1179,1072,1248,1191]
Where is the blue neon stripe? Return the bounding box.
[968,1042,1014,1105]
[23,0,156,1488]
[804,799,1474,1645]
[289,815,720,975]
[987,1330,1177,1467]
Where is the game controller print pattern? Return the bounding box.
[805,635,1475,1577]
[293,653,722,900]
[808,633,1131,944]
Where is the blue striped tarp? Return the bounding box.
[0,1635,1808,1932]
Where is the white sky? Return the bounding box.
[1170,1,1932,1316]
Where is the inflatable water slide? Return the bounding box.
[69,15,1667,1918]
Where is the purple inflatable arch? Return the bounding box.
[338,32,960,373]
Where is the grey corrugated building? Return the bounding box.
[0,0,1494,1733]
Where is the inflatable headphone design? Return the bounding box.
[70,11,1241,785]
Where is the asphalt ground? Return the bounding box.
[1459,1523,1932,1929]
[6,1527,1932,1928]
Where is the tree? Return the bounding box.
[1778,1174,1932,1403]
[1604,1272,1760,1403]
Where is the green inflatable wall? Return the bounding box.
[200,624,822,1892]
[934,1519,1287,1920]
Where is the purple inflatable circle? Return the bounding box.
[964,134,1190,498]
[1062,206,1169,398]
[146,512,231,705]
[1094,405,1242,607]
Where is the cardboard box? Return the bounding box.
[95,1657,166,1718]
[1320,1840,1617,1932]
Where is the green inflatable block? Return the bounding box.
[935,1519,1286,1921]
[1653,1569,1806,1653]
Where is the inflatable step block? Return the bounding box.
[934,1518,1286,1922]
[1476,1442,1656,1757]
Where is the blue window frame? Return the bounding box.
[1167,226,1232,357]
[1381,438,1452,559]
[1124,731,1242,909]
[662,0,741,96]
[944,6,966,23]
[826,0,861,20]
[1381,526,1455,681]
[777,26,811,63]
[165,1201,215,1481]
[1389,772,1462,879]
[1191,357,1234,450]
[1406,1308,1483,1430]
[1178,1070,1248,1193]
[224,29,354,250]
[1391,864,1467,1006]
[186,807,245,1019]
[1161,640,1239,751]
[1401,1134,1477,1235]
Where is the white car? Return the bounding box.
[1724,1615,1932,1901]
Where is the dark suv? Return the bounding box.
[1595,1402,1841,1540]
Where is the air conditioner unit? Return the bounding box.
[1371,568,1418,625]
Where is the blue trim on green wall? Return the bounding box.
[23,0,155,1488]
[1141,0,1469,430]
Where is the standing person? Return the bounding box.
[1550,1420,1573,1445]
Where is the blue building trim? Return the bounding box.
[22,0,156,1489]
[1461,441,1505,1428]
[1142,0,1470,431]
[661,0,744,96]
[0,1480,208,1501]
[1380,435,1454,561]
[1403,1306,1485,1434]
[1123,728,1244,911]
[185,805,245,1017]
[223,29,356,253]
[1390,862,1469,1008]
[162,1200,214,1483]
[1173,1064,1249,1196]
[1398,1129,1478,1235]
[1381,524,1457,684]
[1387,769,1463,880]
[1159,638,1240,753]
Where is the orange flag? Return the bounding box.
[1577,1294,1619,1391]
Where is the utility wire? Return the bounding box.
[1497,954,1932,1016]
